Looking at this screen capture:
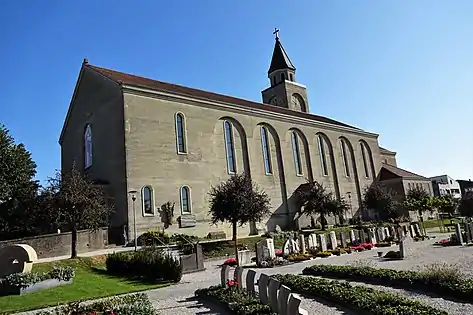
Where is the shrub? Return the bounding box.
[287,253,312,262]
[137,230,170,246]
[106,247,182,282]
[274,274,447,315]
[315,251,332,258]
[330,248,346,256]
[36,293,156,315]
[302,263,473,303]
[376,241,393,247]
[195,285,274,315]
[169,233,199,245]
[0,266,75,289]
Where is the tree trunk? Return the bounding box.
[232,222,239,266]
[71,225,78,259]
[320,213,327,231]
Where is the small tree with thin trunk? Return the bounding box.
[402,186,433,235]
[434,195,459,217]
[295,180,348,231]
[44,164,113,258]
[208,173,270,266]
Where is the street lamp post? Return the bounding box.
[128,190,138,251]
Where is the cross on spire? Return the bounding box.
[273,28,280,40]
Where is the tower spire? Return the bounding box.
[268,29,295,74]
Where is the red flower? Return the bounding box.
[223,258,237,266]
[227,278,238,287]
[275,249,283,256]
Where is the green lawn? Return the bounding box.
[0,257,170,313]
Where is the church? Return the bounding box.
[59,31,419,244]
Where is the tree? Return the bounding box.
[458,191,473,217]
[208,173,270,266]
[402,186,434,235]
[434,195,459,217]
[362,183,398,222]
[44,165,113,258]
[295,180,348,231]
[406,186,429,201]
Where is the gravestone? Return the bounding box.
[384,227,390,238]
[246,269,256,294]
[399,235,414,259]
[339,231,347,248]
[288,293,308,315]
[465,224,472,243]
[368,228,377,244]
[329,231,338,250]
[413,224,421,237]
[220,265,231,286]
[258,274,270,304]
[268,278,280,312]
[468,223,473,243]
[234,267,244,288]
[379,227,386,242]
[298,235,306,254]
[283,239,300,256]
[0,244,38,278]
[307,234,316,249]
[409,225,415,238]
[278,284,291,315]
[238,250,252,266]
[255,239,275,265]
[455,223,464,245]
[389,226,397,239]
[360,230,367,243]
[349,230,356,243]
[318,234,327,252]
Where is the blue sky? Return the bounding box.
[1,1,472,183]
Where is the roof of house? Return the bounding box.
[268,38,296,74]
[86,63,361,130]
[381,162,428,180]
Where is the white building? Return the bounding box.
[430,175,462,199]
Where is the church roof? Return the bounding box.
[379,147,396,154]
[86,64,360,130]
[381,162,428,180]
[268,38,296,74]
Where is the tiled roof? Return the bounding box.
[381,162,428,180]
[86,64,360,130]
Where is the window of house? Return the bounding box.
[180,186,191,213]
[224,121,236,174]
[84,124,93,169]
[340,140,350,177]
[318,135,328,176]
[291,132,303,175]
[360,142,369,178]
[261,126,272,174]
[408,183,412,190]
[175,113,186,153]
[142,186,154,215]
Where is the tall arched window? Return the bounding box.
[340,139,350,177]
[360,142,370,178]
[175,113,186,153]
[180,186,191,213]
[291,131,303,175]
[142,186,154,215]
[224,121,236,174]
[317,135,328,176]
[261,127,272,174]
[84,124,93,169]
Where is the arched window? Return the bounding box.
[291,131,303,175]
[175,113,186,153]
[339,140,350,177]
[281,73,285,81]
[224,121,236,174]
[261,127,272,174]
[180,186,191,213]
[142,186,154,215]
[317,135,328,176]
[360,142,370,178]
[408,183,412,190]
[289,73,294,81]
[84,124,93,169]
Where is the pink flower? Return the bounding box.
[275,249,283,256]
[223,258,237,266]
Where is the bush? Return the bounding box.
[315,251,332,258]
[36,293,156,315]
[274,274,447,315]
[329,248,346,256]
[169,233,199,245]
[106,247,182,282]
[302,263,473,303]
[0,266,75,289]
[287,253,312,262]
[195,285,274,315]
[376,241,393,247]
[137,230,170,246]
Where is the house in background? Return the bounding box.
[457,179,473,197]
[430,175,462,199]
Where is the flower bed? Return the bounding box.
[36,293,156,315]
[302,264,473,303]
[195,285,275,315]
[287,253,312,262]
[0,266,75,296]
[273,274,447,315]
[350,242,373,252]
[106,246,182,282]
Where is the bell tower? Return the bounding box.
[261,29,309,113]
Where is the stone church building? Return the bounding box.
[59,33,410,243]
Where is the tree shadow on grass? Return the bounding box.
[88,266,171,286]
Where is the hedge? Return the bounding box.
[0,266,75,290]
[195,285,275,315]
[302,265,473,303]
[36,293,156,315]
[273,274,447,315]
[106,246,182,282]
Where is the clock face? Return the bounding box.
[269,96,283,106]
